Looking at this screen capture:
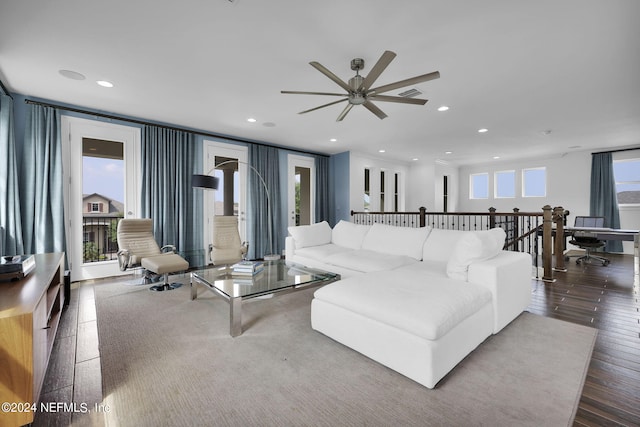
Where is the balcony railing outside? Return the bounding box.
[83,216,121,263]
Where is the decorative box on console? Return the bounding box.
[0,254,36,282]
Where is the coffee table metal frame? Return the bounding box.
[190,260,340,337]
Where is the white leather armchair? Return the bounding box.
[117,218,189,291]
[210,216,248,265]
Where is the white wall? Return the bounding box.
[457,150,591,215]
[405,160,459,212]
[349,152,409,213]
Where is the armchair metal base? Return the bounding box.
[149,272,183,291]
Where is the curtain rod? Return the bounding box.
[592,146,640,155]
[0,80,13,99]
[24,98,329,158]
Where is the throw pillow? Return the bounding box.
[446,228,506,281]
[288,221,332,248]
[331,220,371,249]
[361,223,432,260]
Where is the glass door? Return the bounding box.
[288,154,315,227]
[203,141,248,263]
[62,116,140,281]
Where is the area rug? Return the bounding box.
[94,279,596,427]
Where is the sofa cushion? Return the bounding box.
[421,228,469,262]
[314,270,492,341]
[361,223,432,260]
[287,221,332,248]
[446,228,507,281]
[331,220,371,249]
[294,243,352,260]
[325,249,417,273]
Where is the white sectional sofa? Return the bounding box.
[285,220,532,389]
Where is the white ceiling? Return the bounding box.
[1,0,639,166]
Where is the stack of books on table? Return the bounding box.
[231,260,264,277]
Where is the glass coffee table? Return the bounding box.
[190,260,340,337]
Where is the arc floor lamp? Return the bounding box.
[192,160,279,261]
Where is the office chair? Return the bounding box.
[209,215,248,265]
[566,216,610,266]
[116,218,190,291]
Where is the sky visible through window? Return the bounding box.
[523,168,546,197]
[614,160,640,192]
[83,156,124,203]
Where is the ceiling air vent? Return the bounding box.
[397,88,422,98]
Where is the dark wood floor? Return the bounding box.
[33,254,639,426]
[528,252,640,426]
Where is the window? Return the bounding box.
[380,171,385,212]
[522,167,546,197]
[443,175,449,212]
[613,159,640,205]
[364,168,370,211]
[394,173,399,212]
[91,203,101,212]
[470,173,489,199]
[495,170,515,198]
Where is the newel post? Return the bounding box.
[489,207,496,229]
[542,205,555,282]
[419,207,426,228]
[553,206,566,272]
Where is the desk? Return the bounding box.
[564,226,639,275]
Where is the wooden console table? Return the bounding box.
[0,253,65,427]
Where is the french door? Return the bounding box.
[203,141,248,263]
[287,154,315,227]
[61,116,140,281]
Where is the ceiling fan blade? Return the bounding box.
[310,61,353,93]
[281,90,347,97]
[363,100,387,120]
[368,95,428,105]
[298,98,348,115]
[370,71,440,95]
[336,104,354,122]
[359,50,396,91]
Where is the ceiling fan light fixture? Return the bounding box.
[281,50,440,122]
[349,92,366,105]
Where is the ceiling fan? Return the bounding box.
[281,50,440,121]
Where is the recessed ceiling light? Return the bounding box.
[247,118,257,123]
[493,156,500,159]
[478,128,488,133]
[445,151,452,154]
[96,80,114,88]
[329,138,337,142]
[59,69,85,80]
[437,106,449,112]
[378,149,386,153]
[412,158,419,161]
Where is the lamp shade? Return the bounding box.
[192,174,219,190]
